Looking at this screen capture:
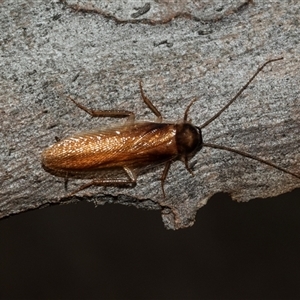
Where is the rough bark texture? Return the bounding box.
[1,0,299,229]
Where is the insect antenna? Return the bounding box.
[184,97,198,122]
[199,57,299,180]
[202,142,300,180]
[200,57,283,129]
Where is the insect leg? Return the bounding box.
[139,81,163,122]
[183,156,195,176]
[160,161,172,198]
[68,96,135,122]
[65,167,137,197]
[122,166,137,187]
[64,177,69,191]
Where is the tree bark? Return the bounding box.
[1,0,299,229]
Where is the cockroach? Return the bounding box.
[41,57,300,197]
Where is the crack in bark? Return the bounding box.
[59,0,254,25]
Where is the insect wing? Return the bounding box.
[42,122,178,178]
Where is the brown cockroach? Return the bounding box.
[41,57,300,197]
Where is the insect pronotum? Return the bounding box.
[42,57,300,197]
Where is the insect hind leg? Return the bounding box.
[65,167,137,197]
[68,96,135,122]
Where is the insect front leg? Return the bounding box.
[65,167,137,197]
[68,96,135,123]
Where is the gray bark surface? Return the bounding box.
[1,0,299,229]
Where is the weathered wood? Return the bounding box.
[0,0,299,229]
